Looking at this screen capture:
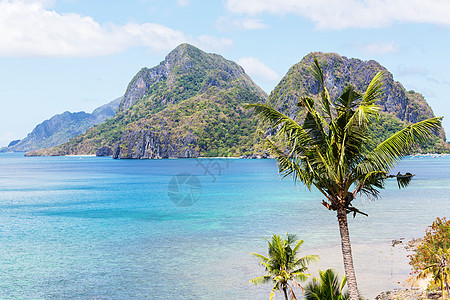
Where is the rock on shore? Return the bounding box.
[376,288,441,300]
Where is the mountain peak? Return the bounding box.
[166,43,203,58]
[118,43,257,112]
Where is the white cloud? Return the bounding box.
[357,42,400,55]
[397,65,450,85]
[237,56,280,84]
[397,65,428,77]
[0,131,16,146]
[225,0,450,30]
[217,16,268,31]
[176,0,189,7]
[195,35,234,51]
[0,0,232,57]
[17,0,55,6]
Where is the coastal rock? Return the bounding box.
[96,146,113,157]
[240,152,268,159]
[113,129,199,159]
[375,288,441,300]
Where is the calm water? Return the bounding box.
[0,153,449,299]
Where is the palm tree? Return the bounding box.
[246,58,443,300]
[304,269,349,300]
[251,233,318,300]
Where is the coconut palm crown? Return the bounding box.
[246,57,443,300]
[251,234,318,300]
[304,269,350,300]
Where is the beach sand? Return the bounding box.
[243,239,417,299]
[303,240,414,299]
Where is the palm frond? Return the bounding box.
[262,137,316,190]
[352,170,387,199]
[361,72,384,106]
[291,238,304,253]
[299,97,330,150]
[339,273,347,293]
[252,252,270,262]
[247,103,313,152]
[250,275,273,285]
[296,254,320,268]
[356,117,443,175]
[246,103,302,131]
[311,56,333,119]
[291,271,309,282]
[387,172,414,189]
[345,72,383,129]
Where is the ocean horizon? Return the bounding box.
[0,153,449,299]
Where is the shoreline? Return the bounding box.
[301,238,419,299]
[6,153,450,159]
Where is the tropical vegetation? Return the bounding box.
[410,217,450,299]
[247,57,443,299]
[27,44,267,157]
[304,269,351,300]
[26,46,448,157]
[251,234,318,300]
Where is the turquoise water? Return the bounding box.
[0,153,449,299]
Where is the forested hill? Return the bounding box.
[27,43,268,157]
[269,52,448,152]
[26,48,448,157]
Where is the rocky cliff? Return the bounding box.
[113,129,199,159]
[3,97,121,153]
[271,52,435,123]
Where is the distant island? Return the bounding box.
[1,97,121,153]
[14,44,448,158]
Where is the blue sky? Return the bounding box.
[1,0,450,147]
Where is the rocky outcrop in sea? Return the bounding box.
[112,130,199,159]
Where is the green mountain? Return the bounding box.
[2,97,121,153]
[27,44,267,157]
[269,52,448,152]
[26,48,448,157]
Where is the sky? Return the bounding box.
[1,0,450,147]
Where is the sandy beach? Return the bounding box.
[302,240,415,299]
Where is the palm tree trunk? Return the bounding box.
[444,271,449,300]
[283,286,289,300]
[446,273,449,300]
[287,284,297,300]
[337,207,359,300]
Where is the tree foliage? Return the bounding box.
[251,234,318,300]
[304,269,352,300]
[410,217,450,298]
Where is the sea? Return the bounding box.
[0,153,449,299]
